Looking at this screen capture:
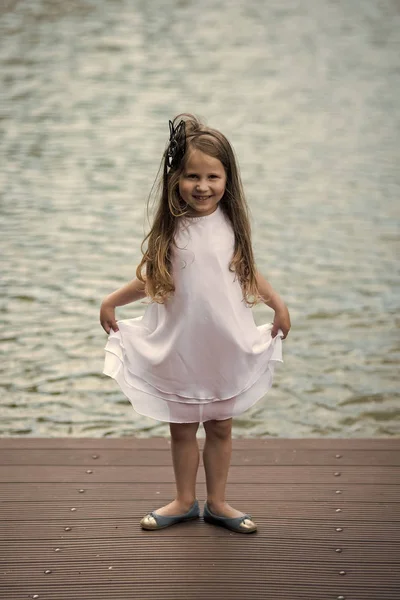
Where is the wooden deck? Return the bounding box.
[0,437,399,600]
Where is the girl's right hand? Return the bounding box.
[100,300,119,334]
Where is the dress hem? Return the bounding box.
[103,349,283,423]
[103,330,283,403]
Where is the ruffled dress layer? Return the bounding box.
[103,204,283,423]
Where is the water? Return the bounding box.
[1,0,399,438]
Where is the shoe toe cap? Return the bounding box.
[239,517,257,532]
[140,514,158,529]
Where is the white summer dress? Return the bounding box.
[103,204,283,423]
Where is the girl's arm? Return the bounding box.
[256,271,291,339]
[100,277,147,334]
[103,277,147,308]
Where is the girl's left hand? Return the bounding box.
[271,305,291,340]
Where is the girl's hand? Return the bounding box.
[271,304,291,340]
[100,300,119,334]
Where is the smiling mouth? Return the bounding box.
[193,195,211,201]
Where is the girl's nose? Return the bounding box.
[195,180,208,191]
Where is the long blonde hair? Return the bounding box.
[136,114,262,306]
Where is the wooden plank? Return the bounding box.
[0,437,399,450]
[1,482,399,502]
[1,500,399,521]
[1,585,398,600]
[0,465,399,484]
[1,537,399,564]
[2,448,400,466]
[1,518,399,541]
[1,562,399,590]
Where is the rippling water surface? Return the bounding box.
[1,0,399,438]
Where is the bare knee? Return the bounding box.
[170,421,199,442]
[203,418,232,440]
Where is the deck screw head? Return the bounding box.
[335,548,342,553]
[54,548,61,552]
[336,508,342,513]
[92,454,99,459]
[339,570,346,575]
[64,527,71,531]
[86,469,93,474]
[32,596,40,599]
[78,489,85,493]
[336,454,342,458]
[71,507,77,512]
[334,472,341,476]
[337,596,345,600]
[335,490,342,494]
[336,527,343,532]
[44,569,52,574]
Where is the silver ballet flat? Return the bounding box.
[140,499,200,530]
[203,501,257,533]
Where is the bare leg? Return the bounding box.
[154,421,200,516]
[203,418,247,518]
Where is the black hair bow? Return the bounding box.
[167,119,186,170]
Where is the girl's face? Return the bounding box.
[178,149,226,217]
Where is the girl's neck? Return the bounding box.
[183,204,220,220]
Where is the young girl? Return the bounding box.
[100,114,291,534]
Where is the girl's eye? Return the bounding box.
[187,174,197,179]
